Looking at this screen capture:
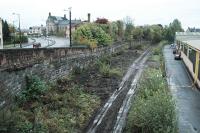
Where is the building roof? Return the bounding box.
[182,40,200,50]
[176,32,200,50]
[176,32,200,41]
[47,15,82,26]
[187,27,200,32]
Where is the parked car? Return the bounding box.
[170,43,176,49]
[174,50,181,60]
[173,49,176,54]
[33,42,41,48]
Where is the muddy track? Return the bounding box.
[86,49,151,133]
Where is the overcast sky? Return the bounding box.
[0,0,200,29]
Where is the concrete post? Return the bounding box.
[0,18,3,49]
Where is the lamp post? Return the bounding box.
[69,7,72,47]
[13,13,22,48]
[64,7,72,47]
[13,21,15,47]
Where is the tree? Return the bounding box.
[143,25,153,41]
[2,20,11,41]
[170,19,183,32]
[164,19,184,42]
[8,23,15,33]
[110,22,118,41]
[124,16,134,41]
[116,20,124,39]
[123,16,133,26]
[95,18,109,24]
[73,24,113,47]
[151,25,163,43]
[132,26,144,41]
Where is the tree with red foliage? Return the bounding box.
[95,18,109,24]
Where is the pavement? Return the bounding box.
[164,45,200,133]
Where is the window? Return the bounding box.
[188,48,196,72]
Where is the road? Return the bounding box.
[23,36,69,48]
[48,36,69,48]
[164,45,200,133]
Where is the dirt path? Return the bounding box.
[86,49,150,133]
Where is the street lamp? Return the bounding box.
[69,7,72,47]
[64,7,72,47]
[12,20,16,47]
[13,13,22,48]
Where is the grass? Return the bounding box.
[150,55,160,62]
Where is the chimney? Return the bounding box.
[64,14,66,19]
[49,12,51,16]
[88,13,91,23]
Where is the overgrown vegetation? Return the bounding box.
[124,44,177,133]
[125,69,177,133]
[96,55,122,77]
[72,17,183,48]
[0,75,100,133]
[16,75,48,105]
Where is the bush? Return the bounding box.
[97,61,122,77]
[72,24,113,47]
[72,66,83,75]
[13,35,28,44]
[127,90,177,133]
[16,75,48,104]
[125,69,177,133]
[131,44,143,50]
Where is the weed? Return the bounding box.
[16,75,48,105]
[125,69,177,133]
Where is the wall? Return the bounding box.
[0,44,126,108]
[180,43,200,88]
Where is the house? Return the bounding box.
[46,12,82,36]
[29,25,46,36]
[187,27,200,32]
[0,18,3,49]
[65,13,91,38]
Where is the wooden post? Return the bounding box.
[194,51,199,83]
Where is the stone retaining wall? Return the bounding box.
[0,44,126,108]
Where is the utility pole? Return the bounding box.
[69,7,72,47]
[13,13,22,48]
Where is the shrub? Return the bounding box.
[125,69,177,133]
[98,61,122,77]
[127,90,177,133]
[16,75,48,104]
[132,44,143,50]
[72,66,83,75]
